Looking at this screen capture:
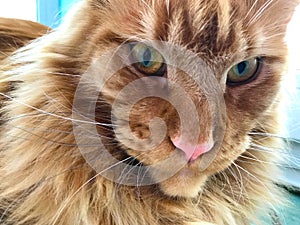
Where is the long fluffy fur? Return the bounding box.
[0,18,49,60]
[0,0,299,225]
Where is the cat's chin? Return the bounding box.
[159,168,208,198]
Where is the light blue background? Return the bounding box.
[37,0,79,27]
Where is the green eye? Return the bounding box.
[130,43,166,76]
[227,57,262,86]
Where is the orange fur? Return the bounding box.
[0,18,49,60]
[0,0,299,224]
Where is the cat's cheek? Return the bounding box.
[203,129,251,174]
[224,62,281,118]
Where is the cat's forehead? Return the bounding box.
[97,0,297,63]
[105,0,243,58]
[150,0,237,56]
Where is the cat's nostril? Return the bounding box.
[171,138,214,162]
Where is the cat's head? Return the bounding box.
[55,0,299,198]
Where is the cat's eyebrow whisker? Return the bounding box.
[165,0,170,16]
[247,0,275,27]
[245,0,259,21]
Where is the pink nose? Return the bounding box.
[171,138,214,162]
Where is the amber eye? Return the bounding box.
[227,57,262,86]
[130,43,166,76]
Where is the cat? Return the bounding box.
[0,0,299,224]
[0,17,49,61]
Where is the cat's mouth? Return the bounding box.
[114,140,213,198]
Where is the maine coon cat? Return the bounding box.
[0,0,299,224]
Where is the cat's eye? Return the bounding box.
[227,57,262,86]
[130,43,166,76]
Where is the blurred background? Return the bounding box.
[0,0,80,27]
[0,0,299,224]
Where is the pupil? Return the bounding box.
[142,48,152,67]
[237,61,248,75]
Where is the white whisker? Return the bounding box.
[0,92,116,127]
[247,0,275,27]
[50,156,136,225]
[232,162,282,219]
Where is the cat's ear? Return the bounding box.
[248,0,300,30]
[277,0,300,25]
[245,0,299,25]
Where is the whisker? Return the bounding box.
[231,163,244,201]
[7,121,116,141]
[249,132,300,144]
[244,0,259,21]
[226,166,242,201]
[232,162,282,219]
[237,155,285,167]
[50,156,136,225]
[4,123,117,148]
[47,71,82,78]
[0,92,117,127]
[247,0,274,27]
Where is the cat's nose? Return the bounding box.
[171,138,214,162]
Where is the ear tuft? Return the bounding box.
[284,0,300,24]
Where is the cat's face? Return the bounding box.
[69,0,297,198]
